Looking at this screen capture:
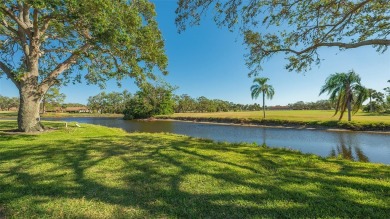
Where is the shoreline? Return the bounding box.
[0,113,123,119]
[2,115,389,134]
[153,117,390,134]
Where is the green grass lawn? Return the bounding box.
[158,110,390,131]
[165,110,390,123]
[0,111,17,118]
[0,111,123,119]
[0,121,389,218]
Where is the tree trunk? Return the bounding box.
[369,96,373,112]
[17,85,44,132]
[347,98,352,122]
[262,92,265,119]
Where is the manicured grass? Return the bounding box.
[164,110,390,123]
[0,111,123,119]
[41,112,123,118]
[158,110,390,131]
[0,121,389,218]
[0,111,17,118]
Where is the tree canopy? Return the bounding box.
[176,0,390,75]
[0,0,168,131]
[123,82,176,119]
[1,0,168,88]
[87,90,131,114]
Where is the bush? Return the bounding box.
[123,82,175,119]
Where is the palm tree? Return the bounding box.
[367,88,376,112]
[319,70,368,121]
[251,77,275,118]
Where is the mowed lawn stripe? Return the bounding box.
[0,121,389,218]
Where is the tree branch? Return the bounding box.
[322,0,371,41]
[39,16,52,37]
[39,43,92,90]
[0,6,31,35]
[0,61,19,88]
[43,48,73,54]
[95,45,123,72]
[1,19,18,35]
[22,2,31,27]
[266,39,390,55]
[33,8,39,37]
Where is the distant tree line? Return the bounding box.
[87,82,175,119]
[41,87,66,113]
[0,95,19,111]
[3,80,390,118]
[81,79,390,119]
[0,88,77,113]
[363,80,390,113]
[174,95,262,113]
[62,103,86,107]
[87,91,131,114]
[87,90,264,118]
[287,100,333,110]
[87,92,263,119]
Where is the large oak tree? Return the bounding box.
[0,0,168,132]
[176,0,390,75]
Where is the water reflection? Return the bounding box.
[329,134,369,162]
[261,128,267,147]
[329,145,370,162]
[42,118,390,164]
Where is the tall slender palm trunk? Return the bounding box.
[262,92,265,119]
[369,96,373,112]
[347,99,352,122]
[347,86,352,122]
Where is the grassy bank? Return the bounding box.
[0,111,123,119]
[0,111,16,118]
[0,121,389,218]
[157,110,390,131]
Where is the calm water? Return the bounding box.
[44,117,390,164]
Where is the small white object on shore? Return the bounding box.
[75,123,81,127]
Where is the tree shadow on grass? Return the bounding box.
[357,113,390,117]
[0,205,4,219]
[0,133,38,142]
[0,134,389,218]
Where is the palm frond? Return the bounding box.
[250,84,259,92]
[333,93,343,117]
[352,85,368,114]
[338,96,348,121]
[253,77,269,86]
[251,77,274,100]
[251,89,259,99]
[266,86,275,99]
[320,70,367,121]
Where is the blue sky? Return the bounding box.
[0,1,389,106]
